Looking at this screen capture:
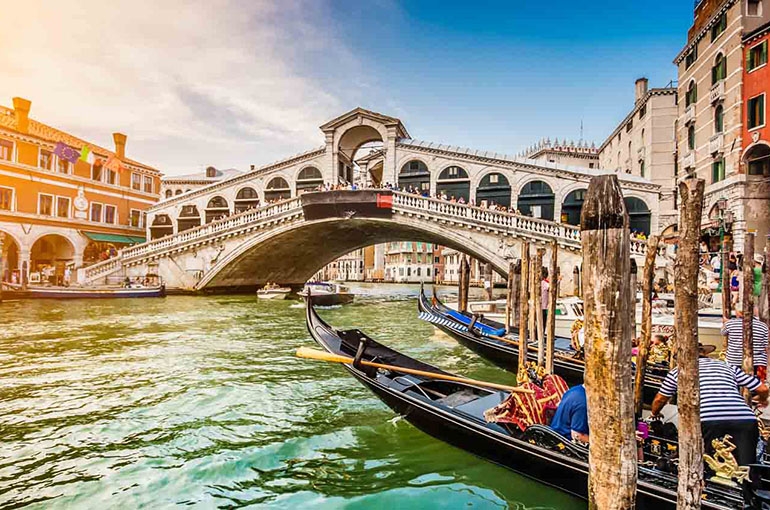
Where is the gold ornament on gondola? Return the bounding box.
[703,435,749,486]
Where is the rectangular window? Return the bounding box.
[143,175,153,193]
[748,94,766,129]
[711,13,726,42]
[640,161,645,178]
[131,173,142,190]
[639,104,647,119]
[39,149,52,170]
[104,204,117,224]
[91,162,103,181]
[0,187,13,211]
[712,158,726,183]
[748,0,762,16]
[685,46,698,69]
[748,41,768,71]
[56,196,70,218]
[56,157,69,174]
[0,139,13,161]
[90,202,103,222]
[105,168,117,185]
[129,209,141,228]
[626,121,633,132]
[38,194,54,216]
[489,174,498,184]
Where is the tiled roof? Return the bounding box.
[0,105,160,173]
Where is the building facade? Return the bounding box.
[161,166,243,199]
[674,0,770,250]
[384,241,435,283]
[0,96,161,285]
[598,78,679,233]
[524,139,599,169]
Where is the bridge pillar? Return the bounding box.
[384,128,398,186]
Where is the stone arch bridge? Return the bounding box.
[82,190,648,292]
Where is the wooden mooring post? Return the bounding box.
[742,232,756,392]
[721,236,732,339]
[535,248,545,366]
[675,178,705,509]
[518,243,531,377]
[505,260,520,334]
[580,174,637,509]
[765,243,770,332]
[459,254,469,313]
[573,265,581,297]
[634,234,659,418]
[545,240,558,374]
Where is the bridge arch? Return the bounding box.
[205,196,230,223]
[265,176,292,202]
[397,159,431,192]
[295,166,324,194]
[150,214,174,239]
[624,196,651,235]
[474,170,512,208]
[234,186,261,212]
[177,205,202,232]
[516,179,555,220]
[559,187,588,226]
[435,164,471,202]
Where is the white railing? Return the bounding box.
[684,105,696,125]
[709,81,725,104]
[709,133,724,155]
[682,151,696,169]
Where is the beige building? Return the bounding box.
[161,166,243,199]
[524,139,599,169]
[674,0,770,250]
[598,78,679,232]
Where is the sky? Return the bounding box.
[0,0,694,175]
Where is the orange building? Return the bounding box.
[743,20,770,177]
[0,96,162,286]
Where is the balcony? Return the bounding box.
[709,81,725,104]
[682,151,696,169]
[637,146,646,161]
[684,104,696,125]
[709,133,724,155]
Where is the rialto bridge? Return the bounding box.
[80,108,660,291]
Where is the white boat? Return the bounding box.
[303,281,354,306]
[257,283,291,300]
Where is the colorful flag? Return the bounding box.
[80,145,96,164]
[53,142,80,164]
[104,155,123,173]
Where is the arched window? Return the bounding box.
[234,187,260,212]
[175,189,183,196]
[712,53,727,84]
[745,143,770,176]
[165,189,172,198]
[560,189,587,225]
[177,205,201,232]
[686,81,697,107]
[714,105,724,133]
[265,176,291,202]
[150,214,174,239]
[205,196,229,223]
[398,160,430,192]
[436,166,470,202]
[476,172,512,208]
[517,181,555,220]
[688,124,696,150]
[296,167,323,193]
[624,197,651,235]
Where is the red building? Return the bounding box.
[743,21,770,177]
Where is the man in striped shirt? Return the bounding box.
[721,307,769,380]
[651,347,768,466]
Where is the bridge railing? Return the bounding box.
[83,197,303,281]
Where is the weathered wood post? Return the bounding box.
[580,175,637,509]
[675,178,705,509]
[573,265,581,297]
[721,236,732,326]
[459,254,469,312]
[528,254,538,366]
[0,233,4,304]
[534,248,545,366]
[629,258,638,337]
[518,243,531,377]
[505,260,519,334]
[546,240,558,374]
[633,235,659,418]
[765,243,770,333]
[743,232,755,384]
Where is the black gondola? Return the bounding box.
[417,286,667,405]
[302,296,754,509]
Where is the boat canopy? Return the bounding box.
[83,232,146,245]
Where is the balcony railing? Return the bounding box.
[684,105,696,125]
[709,81,725,104]
[709,133,724,155]
[637,146,646,161]
[682,151,696,168]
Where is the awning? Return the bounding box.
[83,232,146,244]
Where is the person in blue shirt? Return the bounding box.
[550,384,589,442]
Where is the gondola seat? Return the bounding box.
[521,425,589,460]
[453,392,508,418]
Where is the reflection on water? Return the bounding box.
[0,284,583,509]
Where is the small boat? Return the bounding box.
[418,287,667,405]
[2,282,165,299]
[302,296,754,509]
[256,283,291,300]
[303,281,354,306]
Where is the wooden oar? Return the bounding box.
[296,347,534,394]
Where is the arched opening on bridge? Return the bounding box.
[624,197,651,235]
[338,125,383,185]
[296,167,324,194]
[30,234,75,285]
[175,189,183,196]
[560,189,587,225]
[177,205,201,233]
[150,214,174,240]
[744,143,770,176]
[165,190,172,199]
[475,173,511,208]
[0,231,20,283]
[353,142,384,187]
[265,177,291,202]
[517,180,554,220]
[436,166,470,202]
[398,160,430,193]
[83,241,119,266]
[234,187,260,213]
[205,196,230,223]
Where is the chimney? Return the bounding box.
[635,78,649,103]
[113,132,127,159]
[12,97,31,134]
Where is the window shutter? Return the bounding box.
[763,42,768,66]
[760,96,766,125]
[747,47,753,69]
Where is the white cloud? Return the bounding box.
[0,0,358,174]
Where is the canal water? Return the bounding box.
[0,284,583,509]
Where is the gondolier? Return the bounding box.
[549,384,588,442]
[650,344,769,466]
[721,305,769,380]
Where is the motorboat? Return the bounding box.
[257,283,291,300]
[303,281,354,306]
[1,282,165,299]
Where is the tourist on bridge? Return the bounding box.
[721,304,769,380]
[651,344,769,466]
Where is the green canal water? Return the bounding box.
[0,284,584,509]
